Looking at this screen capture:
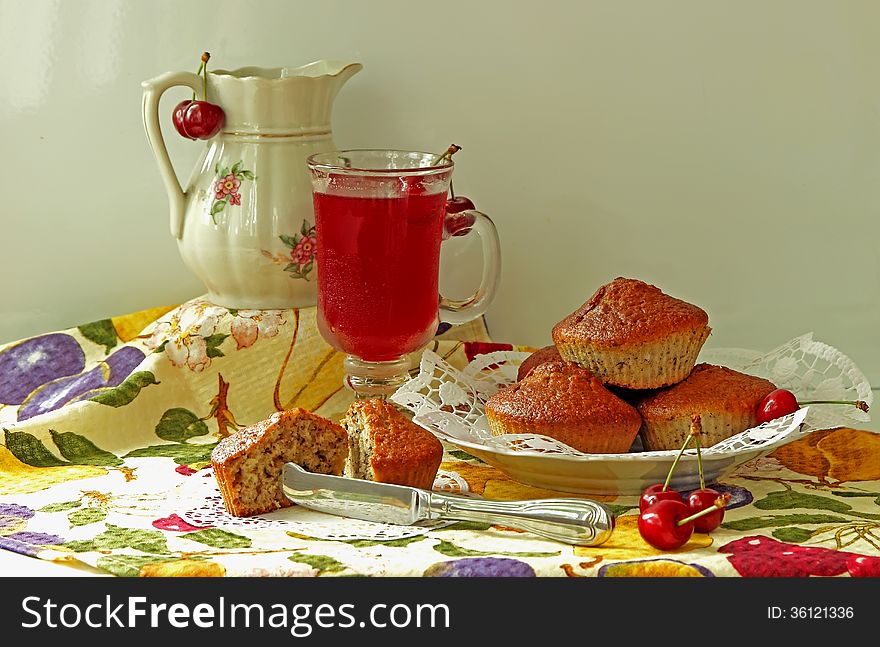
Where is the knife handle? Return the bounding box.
[425,493,615,546]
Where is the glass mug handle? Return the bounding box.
[439,210,502,325]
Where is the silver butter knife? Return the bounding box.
[282,463,615,547]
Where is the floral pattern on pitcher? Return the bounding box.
[209,161,255,223]
[260,220,317,281]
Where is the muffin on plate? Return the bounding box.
[341,398,443,490]
[636,363,777,450]
[211,408,348,517]
[516,345,562,381]
[551,277,711,389]
[485,360,642,454]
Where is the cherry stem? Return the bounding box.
[433,144,462,203]
[192,60,205,101]
[676,494,731,527]
[663,433,693,491]
[432,144,461,166]
[800,400,869,412]
[201,52,211,101]
[688,414,705,490]
[696,436,704,490]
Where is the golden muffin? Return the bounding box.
[551,277,711,389]
[637,363,777,450]
[517,345,562,381]
[486,360,642,454]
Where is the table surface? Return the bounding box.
[1,302,878,578]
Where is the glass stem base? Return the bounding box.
[343,355,411,399]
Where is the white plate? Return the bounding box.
[438,416,798,495]
[391,333,873,496]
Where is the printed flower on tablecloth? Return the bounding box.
[719,535,880,577]
[229,309,284,350]
[209,161,254,223]
[423,557,536,577]
[0,503,64,557]
[260,220,317,281]
[598,558,714,577]
[152,513,212,532]
[142,301,228,372]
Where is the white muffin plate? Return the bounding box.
[390,333,873,496]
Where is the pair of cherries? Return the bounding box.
[172,52,225,141]
[638,415,731,550]
[637,389,870,551]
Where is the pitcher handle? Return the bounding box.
[141,71,204,239]
[439,210,502,325]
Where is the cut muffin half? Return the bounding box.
[211,408,348,517]
[341,399,443,490]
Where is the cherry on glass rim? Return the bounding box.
[445,196,475,214]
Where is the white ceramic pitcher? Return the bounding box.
[142,60,362,309]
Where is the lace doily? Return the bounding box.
[179,469,469,541]
[390,333,873,461]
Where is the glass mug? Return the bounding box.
[307,150,501,397]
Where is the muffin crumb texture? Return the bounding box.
[211,408,348,517]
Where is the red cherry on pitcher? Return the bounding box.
[171,52,225,141]
[686,488,725,533]
[182,101,225,140]
[172,100,195,139]
[639,483,682,513]
[445,196,475,214]
[638,499,694,550]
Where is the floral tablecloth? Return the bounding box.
[1,300,879,577]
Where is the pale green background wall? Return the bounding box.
[1,0,878,385]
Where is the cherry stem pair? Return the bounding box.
[662,414,705,491]
[192,52,211,101]
[433,144,462,199]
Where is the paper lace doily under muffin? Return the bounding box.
[390,333,873,461]
[178,469,469,541]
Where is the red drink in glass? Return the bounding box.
[307,149,500,397]
[314,189,447,361]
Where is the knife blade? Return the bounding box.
[282,463,614,546]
